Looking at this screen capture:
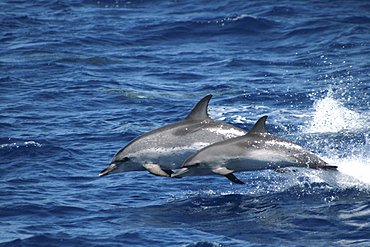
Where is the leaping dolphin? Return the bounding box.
[99,95,247,177]
[171,116,337,184]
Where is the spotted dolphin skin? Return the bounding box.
[172,116,337,184]
[99,95,247,177]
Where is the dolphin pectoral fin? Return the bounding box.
[143,164,173,177]
[212,167,245,184]
[225,173,245,184]
[212,167,234,175]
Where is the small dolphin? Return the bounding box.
[172,116,337,184]
[99,95,247,177]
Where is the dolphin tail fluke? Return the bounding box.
[143,164,173,177]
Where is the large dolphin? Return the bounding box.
[99,95,247,177]
[172,116,337,184]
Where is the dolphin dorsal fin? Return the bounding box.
[185,95,212,120]
[247,116,268,135]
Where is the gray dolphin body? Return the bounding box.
[99,95,247,177]
[172,116,337,184]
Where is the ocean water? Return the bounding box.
[1,0,370,246]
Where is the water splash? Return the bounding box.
[334,156,370,186]
[304,92,368,133]
[304,92,369,186]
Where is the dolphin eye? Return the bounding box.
[123,157,130,162]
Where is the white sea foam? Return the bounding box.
[329,157,370,186]
[303,93,370,187]
[0,141,42,149]
[209,105,269,124]
[303,92,368,133]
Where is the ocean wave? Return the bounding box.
[121,182,370,245]
[134,14,276,44]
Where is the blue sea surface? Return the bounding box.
[1,0,370,246]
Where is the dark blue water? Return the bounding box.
[1,0,370,246]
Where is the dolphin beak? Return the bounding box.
[171,168,189,178]
[99,163,117,177]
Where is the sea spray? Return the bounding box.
[303,92,370,186]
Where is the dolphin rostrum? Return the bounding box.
[99,95,247,177]
[171,116,337,184]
